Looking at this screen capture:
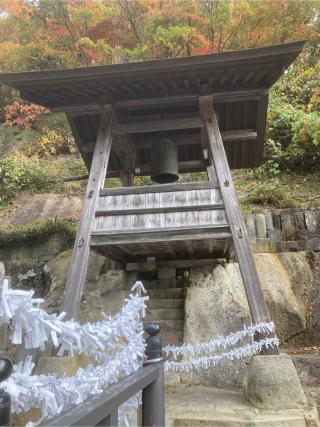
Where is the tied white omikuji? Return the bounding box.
[0,279,278,426]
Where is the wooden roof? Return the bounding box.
[0,41,304,172]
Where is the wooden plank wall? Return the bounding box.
[93,187,228,233]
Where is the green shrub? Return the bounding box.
[22,128,78,157]
[245,179,299,208]
[265,93,320,172]
[0,154,87,206]
[274,65,320,113]
[0,153,57,205]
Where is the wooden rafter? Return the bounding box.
[50,89,265,113]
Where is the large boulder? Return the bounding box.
[42,249,135,324]
[42,249,72,312]
[183,252,314,388]
[79,269,137,323]
[183,263,251,389]
[43,249,118,313]
[254,252,313,341]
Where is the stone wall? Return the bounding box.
[244,209,320,253]
[0,233,67,296]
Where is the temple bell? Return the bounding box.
[150,138,179,184]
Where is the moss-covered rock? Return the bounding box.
[0,219,76,248]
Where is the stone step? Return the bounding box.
[144,320,184,346]
[148,299,184,309]
[144,279,178,289]
[145,308,184,321]
[154,320,184,330]
[148,288,185,299]
[144,320,183,331]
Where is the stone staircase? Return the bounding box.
[143,278,186,346]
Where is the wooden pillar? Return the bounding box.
[199,96,277,353]
[121,173,134,187]
[62,110,113,320]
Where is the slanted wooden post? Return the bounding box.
[199,96,277,353]
[63,110,113,320]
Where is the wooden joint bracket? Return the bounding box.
[77,237,85,247]
[236,228,243,239]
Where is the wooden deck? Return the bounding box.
[90,182,231,261]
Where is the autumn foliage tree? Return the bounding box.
[0,0,318,71]
[0,0,319,171]
[4,101,49,129]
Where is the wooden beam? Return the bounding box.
[119,244,134,257]
[102,159,207,178]
[82,129,257,151]
[91,225,231,246]
[81,142,96,153]
[136,160,206,174]
[165,243,176,257]
[63,174,89,182]
[222,238,231,256]
[255,93,269,165]
[126,258,226,271]
[133,129,257,149]
[95,204,224,217]
[100,181,218,196]
[50,89,265,113]
[62,111,113,320]
[185,241,194,255]
[111,107,136,176]
[112,117,203,135]
[67,114,91,170]
[61,105,103,115]
[116,89,263,109]
[199,95,277,354]
[222,129,257,141]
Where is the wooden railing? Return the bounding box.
[0,324,165,427]
[41,362,165,427]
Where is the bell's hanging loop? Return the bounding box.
[151,138,179,184]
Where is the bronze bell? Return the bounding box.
[150,138,179,184]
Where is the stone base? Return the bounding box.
[244,354,307,410]
[166,383,319,427]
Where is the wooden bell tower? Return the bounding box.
[0,42,304,348]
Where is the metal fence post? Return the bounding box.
[142,324,165,427]
[0,356,13,427]
[142,364,165,427]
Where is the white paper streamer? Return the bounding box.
[0,279,149,357]
[164,321,275,359]
[165,336,279,372]
[5,348,142,427]
[0,281,147,426]
[0,278,279,426]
